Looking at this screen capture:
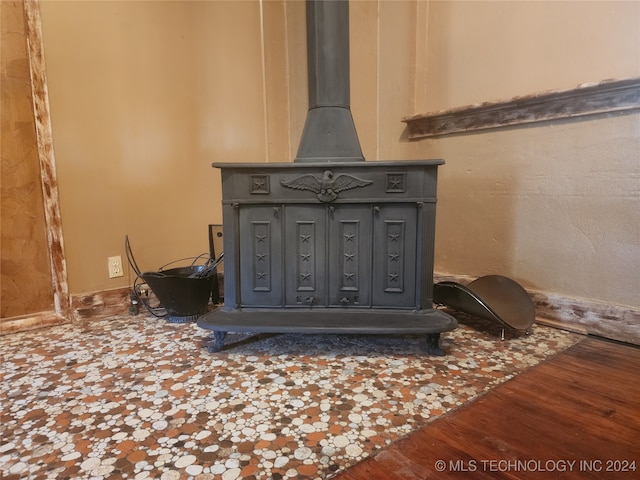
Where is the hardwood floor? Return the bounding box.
[334,336,640,479]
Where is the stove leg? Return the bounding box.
[200,334,215,349]
[206,331,227,353]
[425,333,445,356]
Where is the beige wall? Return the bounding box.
[39,0,267,293]
[35,0,639,311]
[417,0,640,111]
[347,0,639,309]
[412,1,640,309]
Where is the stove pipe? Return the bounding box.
[294,0,364,163]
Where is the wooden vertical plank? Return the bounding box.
[23,0,71,322]
[1,0,70,333]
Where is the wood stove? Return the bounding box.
[198,0,457,355]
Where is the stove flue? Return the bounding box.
[295,0,364,163]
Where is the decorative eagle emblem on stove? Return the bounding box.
[280,170,373,203]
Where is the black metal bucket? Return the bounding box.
[141,265,215,323]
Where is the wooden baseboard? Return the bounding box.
[0,310,67,335]
[434,273,640,346]
[0,287,132,335]
[530,291,639,345]
[5,278,639,347]
[71,286,132,321]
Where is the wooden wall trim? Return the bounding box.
[434,273,640,346]
[531,291,639,345]
[71,287,132,321]
[1,287,132,335]
[0,311,67,335]
[6,274,639,346]
[23,0,71,320]
[402,77,640,139]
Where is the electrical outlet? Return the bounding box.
[108,255,124,278]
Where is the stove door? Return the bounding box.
[239,206,284,307]
[372,204,418,308]
[328,205,372,307]
[284,205,328,307]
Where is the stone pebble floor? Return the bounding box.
[1,311,580,479]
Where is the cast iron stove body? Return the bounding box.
[198,0,457,354]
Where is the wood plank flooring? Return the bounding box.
[333,336,640,480]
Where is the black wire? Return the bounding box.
[157,254,211,272]
[125,235,142,276]
[127,235,164,317]
[133,274,166,318]
[188,253,223,278]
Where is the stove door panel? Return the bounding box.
[284,205,328,306]
[372,204,418,308]
[239,206,283,307]
[328,205,372,307]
